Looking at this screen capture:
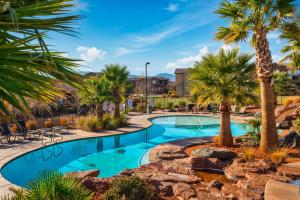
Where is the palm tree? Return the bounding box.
[189,48,257,146]
[80,76,112,121]
[280,21,300,73]
[102,64,129,118]
[0,0,82,118]
[215,0,298,152]
[6,171,93,200]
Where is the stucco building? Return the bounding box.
[175,68,189,97]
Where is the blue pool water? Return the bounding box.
[1,116,248,187]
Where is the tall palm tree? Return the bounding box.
[80,76,112,121]
[215,0,298,152]
[102,64,129,118]
[189,48,257,146]
[0,0,82,118]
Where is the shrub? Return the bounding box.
[26,120,36,130]
[156,103,162,110]
[246,118,261,142]
[283,97,295,106]
[292,96,300,104]
[270,148,287,163]
[76,115,103,132]
[103,176,155,200]
[167,102,174,109]
[103,113,112,126]
[6,171,93,200]
[240,148,256,161]
[59,116,69,127]
[44,120,53,128]
[179,101,186,108]
[212,136,219,144]
[293,118,300,133]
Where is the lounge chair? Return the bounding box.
[0,124,27,142]
[16,120,41,138]
[0,126,10,144]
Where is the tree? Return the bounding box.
[273,71,293,105]
[280,20,300,73]
[80,76,112,121]
[189,48,258,146]
[0,0,82,118]
[102,64,130,118]
[215,0,298,152]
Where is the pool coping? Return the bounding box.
[0,112,252,195]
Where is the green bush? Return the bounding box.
[4,171,93,200]
[103,176,155,200]
[167,102,174,109]
[246,118,261,142]
[106,114,128,130]
[76,115,103,132]
[179,101,186,108]
[156,103,162,110]
[293,117,300,133]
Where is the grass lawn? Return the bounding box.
[148,95,298,107]
[149,96,193,107]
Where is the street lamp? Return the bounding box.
[145,62,150,114]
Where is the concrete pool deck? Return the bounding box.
[0,112,252,196]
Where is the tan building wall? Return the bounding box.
[175,68,189,97]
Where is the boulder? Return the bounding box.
[191,157,229,170]
[207,180,223,191]
[237,174,292,195]
[281,130,300,148]
[221,183,262,200]
[192,147,236,160]
[265,179,300,200]
[161,158,194,175]
[81,177,111,193]
[150,144,187,162]
[224,158,275,181]
[158,182,174,197]
[150,172,202,184]
[276,164,300,180]
[66,170,99,180]
[173,182,196,199]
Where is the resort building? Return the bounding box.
[128,76,172,95]
[175,68,189,97]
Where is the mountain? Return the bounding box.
[156,73,175,82]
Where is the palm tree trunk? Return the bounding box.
[114,100,120,118]
[255,29,278,152]
[96,102,104,121]
[219,103,233,146]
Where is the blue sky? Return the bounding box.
[49,0,300,75]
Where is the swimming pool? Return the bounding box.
[1,115,248,187]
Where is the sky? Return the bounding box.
[49,0,300,75]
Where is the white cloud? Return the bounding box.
[133,28,178,46]
[76,46,106,62]
[221,44,234,51]
[131,4,217,47]
[115,47,148,57]
[166,46,209,69]
[165,4,178,12]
